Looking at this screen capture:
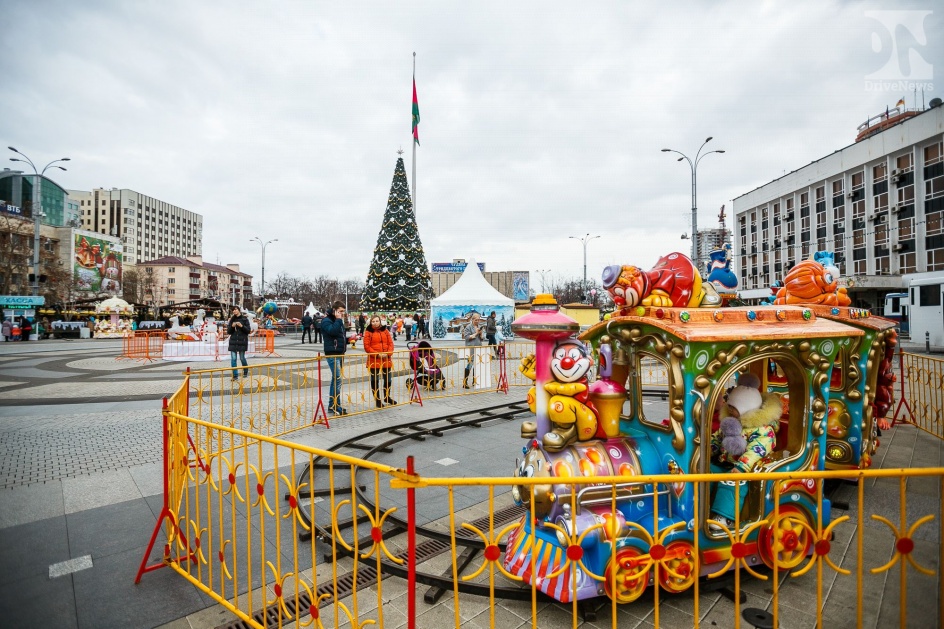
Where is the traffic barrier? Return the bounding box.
[897,350,944,441]
[119,330,165,362]
[137,377,943,628]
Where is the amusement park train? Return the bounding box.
[502,250,898,604]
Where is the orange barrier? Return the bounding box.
[254,329,279,357]
[119,331,165,362]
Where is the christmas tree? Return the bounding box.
[361,156,434,312]
[433,314,446,339]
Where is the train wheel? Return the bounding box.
[759,506,812,570]
[604,547,648,604]
[657,541,695,593]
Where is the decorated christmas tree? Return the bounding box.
[361,156,433,312]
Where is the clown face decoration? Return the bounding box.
[551,340,594,383]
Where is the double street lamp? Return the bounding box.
[662,137,725,264]
[569,233,599,303]
[250,236,277,303]
[8,147,70,297]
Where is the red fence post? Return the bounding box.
[135,398,172,583]
[406,455,416,629]
[496,343,509,393]
[892,342,913,425]
[312,354,329,428]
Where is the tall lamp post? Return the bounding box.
[8,148,70,297]
[569,233,599,303]
[662,137,724,265]
[536,268,550,293]
[250,237,277,303]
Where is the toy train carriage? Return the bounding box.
[787,305,898,470]
[503,306,864,605]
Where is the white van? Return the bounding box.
[903,271,944,348]
[883,292,909,334]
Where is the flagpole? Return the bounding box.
[412,52,417,218]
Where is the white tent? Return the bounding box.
[429,259,515,340]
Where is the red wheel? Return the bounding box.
[657,541,696,593]
[604,547,649,604]
[759,505,813,570]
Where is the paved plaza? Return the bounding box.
[0,334,941,628]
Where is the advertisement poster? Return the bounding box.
[512,272,530,301]
[74,233,122,294]
[429,305,515,341]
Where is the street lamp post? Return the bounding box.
[250,237,277,302]
[662,137,725,265]
[568,233,599,303]
[536,269,550,293]
[8,148,70,297]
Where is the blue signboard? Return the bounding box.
[0,296,45,307]
[432,262,486,273]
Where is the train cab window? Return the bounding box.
[635,351,672,432]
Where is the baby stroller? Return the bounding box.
[404,340,446,390]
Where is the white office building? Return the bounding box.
[67,187,203,266]
[733,101,944,309]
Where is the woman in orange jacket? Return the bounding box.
[363,315,396,407]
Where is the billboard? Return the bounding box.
[74,233,122,294]
[431,262,485,273]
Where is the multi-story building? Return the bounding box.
[733,102,944,310]
[67,188,202,265]
[139,255,253,309]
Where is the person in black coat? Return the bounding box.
[227,306,252,380]
[321,301,348,415]
[301,312,313,344]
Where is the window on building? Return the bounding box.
[896,153,914,173]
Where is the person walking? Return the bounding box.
[301,312,313,344]
[485,311,498,357]
[20,316,32,341]
[227,306,251,380]
[461,313,485,389]
[363,315,396,408]
[357,313,366,335]
[1,319,10,342]
[321,301,348,415]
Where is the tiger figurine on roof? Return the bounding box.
[773,253,851,306]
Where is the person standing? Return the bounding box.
[363,315,396,408]
[313,311,324,343]
[301,312,313,344]
[20,316,32,341]
[1,318,10,342]
[461,313,485,389]
[227,306,251,380]
[321,301,348,415]
[403,313,414,342]
[357,313,366,335]
[485,311,498,357]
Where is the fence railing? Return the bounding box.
[120,329,278,362]
[137,395,943,628]
[897,351,944,440]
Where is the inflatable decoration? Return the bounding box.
[602,251,720,315]
[773,254,850,306]
[705,244,738,302]
[244,311,260,334]
[167,315,199,341]
[261,301,278,316]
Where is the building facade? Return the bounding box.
[733,104,944,310]
[139,255,253,308]
[67,188,203,266]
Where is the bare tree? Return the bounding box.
[0,214,35,295]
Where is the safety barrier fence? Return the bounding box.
[136,385,943,628]
[120,329,279,362]
[897,351,944,440]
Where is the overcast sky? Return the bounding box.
[2,1,941,290]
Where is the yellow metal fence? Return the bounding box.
[898,351,944,440]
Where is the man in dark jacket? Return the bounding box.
[227,306,252,380]
[301,312,313,344]
[313,312,324,343]
[321,301,348,415]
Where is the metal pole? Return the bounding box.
[260,244,266,301]
[691,166,697,262]
[412,52,417,218]
[31,175,41,297]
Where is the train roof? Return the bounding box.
[580,306,865,344]
[804,305,898,332]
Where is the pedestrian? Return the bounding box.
[1,319,10,342]
[403,313,414,342]
[321,301,348,415]
[415,313,424,340]
[461,313,485,389]
[20,316,32,341]
[485,311,498,357]
[412,314,419,339]
[313,311,324,343]
[36,318,45,341]
[363,315,396,408]
[227,306,251,380]
[357,313,366,335]
[301,311,313,344]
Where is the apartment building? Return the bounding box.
[733,102,944,309]
[67,188,202,265]
[140,255,253,308]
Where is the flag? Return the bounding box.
[896,98,905,108]
[885,106,889,118]
[412,78,420,145]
